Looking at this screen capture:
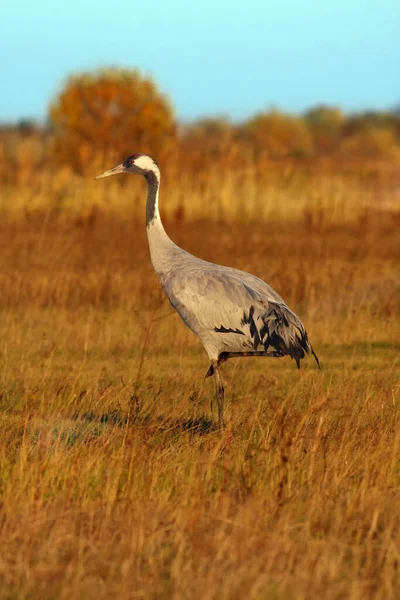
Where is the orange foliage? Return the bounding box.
[339,127,400,160]
[305,105,345,154]
[1,69,400,190]
[245,110,314,159]
[180,118,243,170]
[49,68,177,174]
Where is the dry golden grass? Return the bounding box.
[2,157,399,223]
[0,166,399,599]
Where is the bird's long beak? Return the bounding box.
[94,163,126,179]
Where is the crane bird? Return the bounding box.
[95,154,319,428]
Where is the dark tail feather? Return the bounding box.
[205,364,214,378]
[280,333,320,371]
[311,346,321,369]
[292,343,320,370]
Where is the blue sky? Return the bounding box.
[1,0,399,122]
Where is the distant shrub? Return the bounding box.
[245,110,314,159]
[180,118,242,169]
[339,127,400,160]
[304,105,345,154]
[49,68,177,174]
[343,111,400,139]
[0,125,49,185]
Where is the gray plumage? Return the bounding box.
[96,153,319,428]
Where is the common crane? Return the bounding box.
[95,154,319,428]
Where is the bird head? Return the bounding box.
[95,154,160,180]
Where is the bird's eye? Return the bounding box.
[130,159,135,165]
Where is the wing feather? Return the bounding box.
[163,262,314,366]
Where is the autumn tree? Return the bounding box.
[304,105,345,155]
[338,110,400,160]
[244,110,314,159]
[49,68,177,174]
[180,118,242,170]
[342,111,400,139]
[339,127,400,161]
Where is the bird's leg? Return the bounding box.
[213,362,225,429]
[222,350,284,360]
[205,350,284,378]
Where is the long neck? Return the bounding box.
[145,171,161,226]
[145,171,177,275]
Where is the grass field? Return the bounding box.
[0,169,399,598]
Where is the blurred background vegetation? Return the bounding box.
[1,67,399,222]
